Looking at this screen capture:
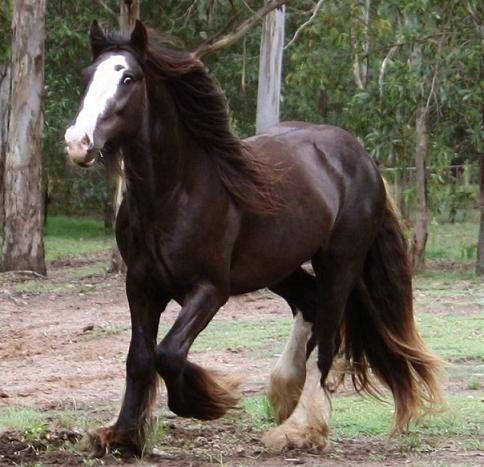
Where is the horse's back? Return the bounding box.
[230,122,385,293]
[245,121,384,217]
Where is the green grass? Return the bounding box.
[159,318,292,354]
[331,395,484,438]
[0,406,47,433]
[243,395,274,430]
[44,216,113,261]
[10,261,107,295]
[159,310,482,364]
[416,312,483,362]
[242,393,483,440]
[426,221,478,261]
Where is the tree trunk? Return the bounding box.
[476,152,484,275]
[109,0,140,273]
[0,63,11,229]
[120,0,140,34]
[352,0,371,90]
[411,105,428,273]
[1,0,46,275]
[255,4,285,134]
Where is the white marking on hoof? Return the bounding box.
[268,311,312,423]
[264,350,331,452]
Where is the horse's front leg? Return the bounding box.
[92,271,169,457]
[156,283,241,420]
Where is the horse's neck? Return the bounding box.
[122,108,194,216]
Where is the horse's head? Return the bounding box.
[64,21,147,167]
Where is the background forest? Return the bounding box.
[0,0,482,271]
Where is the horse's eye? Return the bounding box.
[122,76,133,86]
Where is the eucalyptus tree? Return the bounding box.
[0,0,11,229]
[1,0,46,274]
[256,3,285,133]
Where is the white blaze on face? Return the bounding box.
[65,54,129,160]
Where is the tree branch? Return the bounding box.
[285,0,325,50]
[95,0,117,19]
[192,0,287,59]
[424,38,445,115]
[378,44,400,99]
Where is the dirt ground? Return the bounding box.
[0,254,482,466]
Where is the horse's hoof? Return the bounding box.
[262,422,329,452]
[89,426,142,458]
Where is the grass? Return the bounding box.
[243,393,484,441]
[426,220,478,261]
[243,395,274,430]
[44,216,113,261]
[158,309,482,364]
[10,261,107,295]
[0,407,47,433]
[416,312,484,362]
[158,317,292,354]
[332,394,484,439]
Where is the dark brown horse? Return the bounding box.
[65,21,443,456]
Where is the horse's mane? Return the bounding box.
[102,28,279,213]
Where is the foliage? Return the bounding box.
[1,0,481,221]
[0,0,11,62]
[283,0,481,227]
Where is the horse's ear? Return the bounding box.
[130,20,147,52]
[90,20,108,59]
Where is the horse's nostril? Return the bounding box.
[81,134,93,149]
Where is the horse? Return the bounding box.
[64,20,443,456]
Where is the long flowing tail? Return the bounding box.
[343,185,444,430]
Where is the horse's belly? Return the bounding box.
[229,211,332,294]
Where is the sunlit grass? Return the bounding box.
[44,216,113,261]
[331,394,483,438]
[426,221,478,261]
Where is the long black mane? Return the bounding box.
[97,28,278,213]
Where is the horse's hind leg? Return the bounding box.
[264,244,367,452]
[267,268,316,423]
[264,268,331,451]
[263,348,331,451]
[266,247,366,452]
[92,271,169,457]
[311,248,364,389]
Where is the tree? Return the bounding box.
[0,63,10,229]
[477,153,484,275]
[256,3,285,134]
[1,0,46,274]
[411,103,429,272]
[120,0,140,34]
[0,0,11,231]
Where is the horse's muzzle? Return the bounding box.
[65,129,97,168]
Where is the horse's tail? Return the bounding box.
[343,183,444,430]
